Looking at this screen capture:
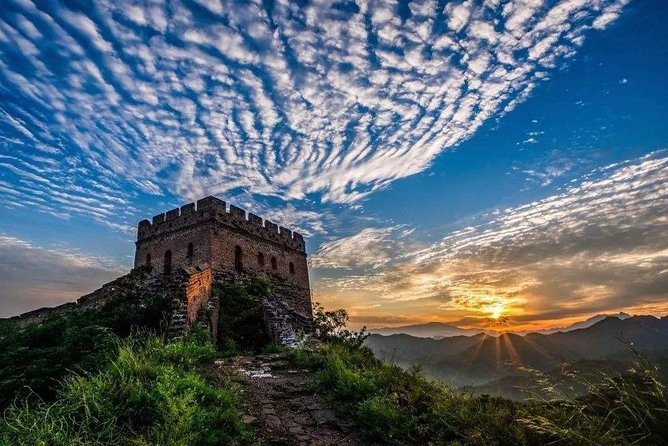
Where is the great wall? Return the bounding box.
[10,196,314,346]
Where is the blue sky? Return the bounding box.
[0,0,666,329]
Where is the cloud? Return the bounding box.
[0,235,127,317]
[310,226,411,269]
[0,0,630,232]
[312,151,668,329]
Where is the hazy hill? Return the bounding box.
[369,312,630,338]
[365,315,668,396]
[529,312,631,335]
[369,322,483,338]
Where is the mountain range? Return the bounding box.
[368,321,484,338]
[369,312,632,338]
[365,315,668,400]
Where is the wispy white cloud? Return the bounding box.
[0,0,630,230]
[310,226,414,269]
[312,151,668,328]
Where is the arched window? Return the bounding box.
[187,242,194,259]
[234,246,243,272]
[164,250,172,275]
[257,252,265,267]
[271,256,277,270]
[145,253,151,267]
[289,262,295,274]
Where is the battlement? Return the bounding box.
[137,196,305,252]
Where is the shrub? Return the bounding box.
[293,342,527,445]
[214,279,272,354]
[294,338,668,445]
[312,302,369,348]
[518,354,668,445]
[0,293,171,409]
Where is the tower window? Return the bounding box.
[164,250,172,275]
[234,246,243,272]
[258,252,265,267]
[289,262,295,274]
[271,256,277,270]
[187,242,194,258]
[145,253,151,267]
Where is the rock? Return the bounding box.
[265,414,282,430]
[242,415,257,424]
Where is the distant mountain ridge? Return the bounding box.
[530,312,631,335]
[365,315,668,399]
[369,312,632,338]
[369,322,484,338]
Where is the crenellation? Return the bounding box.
[181,203,195,215]
[152,213,165,225]
[135,197,305,252]
[197,196,226,213]
[229,204,245,219]
[279,226,291,238]
[165,208,180,221]
[265,221,278,233]
[248,212,262,225]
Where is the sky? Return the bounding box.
[0,0,666,331]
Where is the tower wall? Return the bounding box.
[134,196,311,316]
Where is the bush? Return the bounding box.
[0,293,171,409]
[214,278,272,354]
[311,302,369,348]
[293,342,526,445]
[0,333,248,446]
[518,355,668,445]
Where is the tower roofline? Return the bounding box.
[136,196,306,253]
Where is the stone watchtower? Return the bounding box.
[134,196,313,344]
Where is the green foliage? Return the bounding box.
[312,302,368,348]
[0,293,171,409]
[214,278,272,354]
[0,334,248,446]
[518,354,668,445]
[293,343,526,445]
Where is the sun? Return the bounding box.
[488,303,505,320]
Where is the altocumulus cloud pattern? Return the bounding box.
[0,0,628,227]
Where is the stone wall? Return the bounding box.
[166,265,215,341]
[9,269,151,327]
[9,302,77,327]
[9,197,314,347]
[134,196,312,330]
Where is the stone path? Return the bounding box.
[210,354,367,446]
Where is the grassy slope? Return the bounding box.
[0,291,171,409]
[291,340,668,446]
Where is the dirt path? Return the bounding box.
[210,353,367,446]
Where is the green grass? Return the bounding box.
[0,291,171,409]
[291,342,668,446]
[0,333,249,446]
[292,343,526,445]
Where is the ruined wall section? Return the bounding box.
[166,265,215,341]
[9,268,154,327]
